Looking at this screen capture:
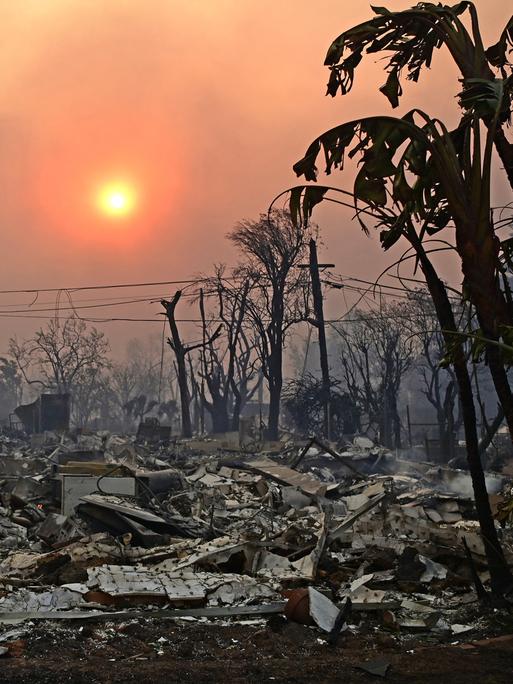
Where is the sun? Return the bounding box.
[97,182,137,218]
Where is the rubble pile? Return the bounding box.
[1,428,513,648]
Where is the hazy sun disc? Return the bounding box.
[97,183,137,218]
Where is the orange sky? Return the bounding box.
[0,0,511,353]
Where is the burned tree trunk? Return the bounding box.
[454,216,513,444]
[161,292,192,438]
[266,346,283,442]
[197,283,250,435]
[406,228,513,595]
[161,291,222,439]
[230,338,261,433]
[200,365,230,434]
[209,395,230,434]
[438,381,457,462]
[231,390,243,432]
[389,389,402,450]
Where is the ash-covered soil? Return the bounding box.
[1,615,513,683]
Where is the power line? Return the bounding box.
[0,314,164,322]
[0,283,453,320]
[0,291,197,307]
[0,311,447,325]
[0,290,219,315]
[0,277,433,312]
[324,274,462,303]
[0,270,416,297]
[0,269,457,300]
[0,278,205,295]
[0,297,160,315]
[0,269,468,325]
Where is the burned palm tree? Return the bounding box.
[276,2,513,596]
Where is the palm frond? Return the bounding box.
[325,2,475,107]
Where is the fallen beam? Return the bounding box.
[329,492,388,542]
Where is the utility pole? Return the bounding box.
[258,370,264,441]
[308,238,332,440]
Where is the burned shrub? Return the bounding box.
[283,373,360,439]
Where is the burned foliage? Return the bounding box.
[283,374,360,440]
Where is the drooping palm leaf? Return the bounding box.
[292,110,468,230]
[325,2,482,107]
[485,16,513,73]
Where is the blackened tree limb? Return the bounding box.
[161,291,222,438]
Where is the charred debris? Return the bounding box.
[1,421,513,662]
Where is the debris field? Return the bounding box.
[1,428,513,681]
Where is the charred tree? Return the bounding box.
[335,304,414,449]
[195,273,260,434]
[229,210,312,441]
[161,291,221,438]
